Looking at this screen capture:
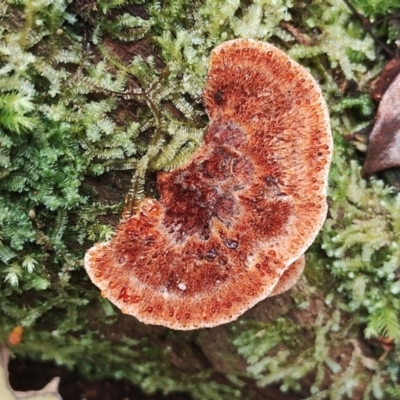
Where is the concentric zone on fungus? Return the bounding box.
[84,39,332,330]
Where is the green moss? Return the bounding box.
[352,0,400,19]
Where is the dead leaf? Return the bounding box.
[370,58,400,102]
[0,346,62,400]
[362,71,400,177]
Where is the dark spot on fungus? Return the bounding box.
[214,90,224,104]
[205,248,218,262]
[84,39,332,330]
[224,238,238,249]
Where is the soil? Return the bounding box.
[8,353,307,400]
[8,356,192,400]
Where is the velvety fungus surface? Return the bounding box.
[84,39,332,330]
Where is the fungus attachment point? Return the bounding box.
[84,39,332,330]
[268,255,306,297]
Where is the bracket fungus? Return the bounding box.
[84,39,332,330]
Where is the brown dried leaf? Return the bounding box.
[362,71,400,177]
[370,58,400,102]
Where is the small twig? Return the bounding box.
[342,0,395,58]
[280,21,316,46]
[373,13,400,27]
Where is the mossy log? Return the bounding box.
[1,1,400,399]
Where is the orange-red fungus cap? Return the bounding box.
[84,39,332,330]
[7,325,23,345]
